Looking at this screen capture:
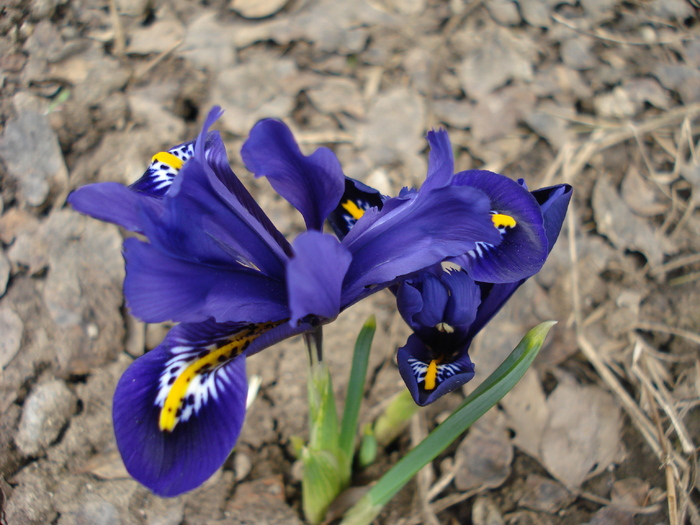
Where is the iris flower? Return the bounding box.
[68,108,504,496]
[329,130,572,406]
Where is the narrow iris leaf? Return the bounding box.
[339,316,376,464]
[340,321,557,525]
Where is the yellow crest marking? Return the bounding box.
[424,359,440,391]
[159,321,282,432]
[152,151,185,171]
[341,200,365,220]
[491,213,516,229]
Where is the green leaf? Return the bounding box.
[302,448,345,525]
[339,316,376,464]
[307,361,340,454]
[340,321,557,525]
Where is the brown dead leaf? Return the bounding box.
[455,23,535,101]
[470,85,535,143]
[472,496,505,525]
[585,507,634,525]
[500,369,548,461]
[593,176,675,267]
[519,474,572,513]
[540,374,622,489]
[454,408,513,491]
[610,477,650,508]
[620,165,669,217]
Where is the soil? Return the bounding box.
[1,0,700,523]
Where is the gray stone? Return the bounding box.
[231,0,288,18]
[74,501,120,525]
[0,111,68,207]
[0,249,10,296]
[307,76,365,118]
[8,210,126,374]
[518,0,551,27]
[4,462,57,524]
[433,99,472,129]
[360,87,426,166]
[114,0,149,16]
[213,53,300,135]
[30,0,59,19]
[561,37,598,70]
[0,305,23,368]
[485,0,521,26]
[15,379,77,456]
[225,476,303,525]
[178,11,237,71]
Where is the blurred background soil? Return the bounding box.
[1,0,700,523]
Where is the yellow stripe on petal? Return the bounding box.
[341,200,365,220]
[159,321,282,432]
[491,213,516,229]
[152,151,185,171]
[424,359,439,391]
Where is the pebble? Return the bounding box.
[0,250,10,297]
[234,452,253,481]
[0,305,22,368]
[560,38,597,70]
[0,111,68,207]
[485,0,521,26]
[4,463,56,524]
[74,500,120,525]
[15,379,77,456]
[230,0,288,18]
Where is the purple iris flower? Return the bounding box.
[68,108,503,496]
[328,129,572,406]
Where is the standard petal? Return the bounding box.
[397,334,475,406]
[123,238,288,324]
[531,183,573,251]
[420,129,454,192]
[241,119,344,231]
[408,274,450,330]
[287,231,352,324]
[452,170,549,283]
[462,185,572,339]
[442,269,481,332]
[205,130,293,256]
[67,182,162,233]
[328,177,385,241]
[113,321,251,497]
[341,185,501,302]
